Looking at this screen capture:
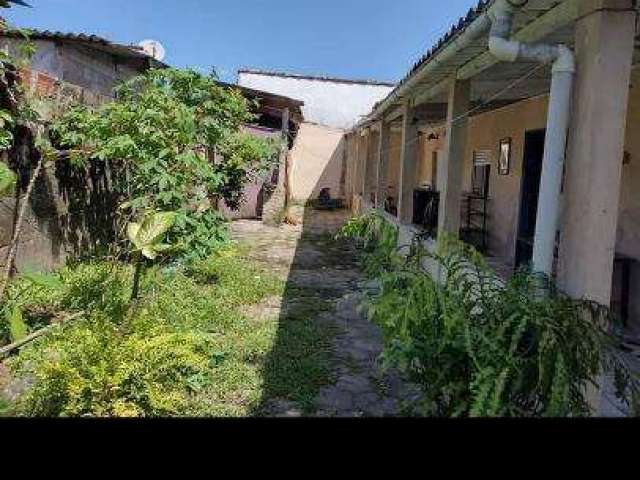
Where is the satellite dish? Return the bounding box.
[138,39,166,62]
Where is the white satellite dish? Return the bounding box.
[139,39,166,62]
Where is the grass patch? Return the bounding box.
[258,291,337,413]
[2,245,342,417]
[0,397,11,417]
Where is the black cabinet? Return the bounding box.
[413,189,440,235]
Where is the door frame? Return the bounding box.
[514,128,546,269]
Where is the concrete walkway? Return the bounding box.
[232,206,423,417]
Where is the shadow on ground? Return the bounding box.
[233,204,423,418]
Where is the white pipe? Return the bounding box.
[488,0,575,277]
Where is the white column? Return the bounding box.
[558,1,636,305]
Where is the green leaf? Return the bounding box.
[127,222,142,249]
[128,211,177,259]
[0,162,16,197]
[141,247,158,260]
[23,272,64,290]
[8,306,27,343]
[136,211,177,248]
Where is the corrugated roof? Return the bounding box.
[0,28,169,68]
[238,68,395,87]
[378,0,491,109]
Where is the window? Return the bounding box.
[472,150,491,198]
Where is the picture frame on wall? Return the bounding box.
[499,138,511,176]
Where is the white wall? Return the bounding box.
[238,72,394,130]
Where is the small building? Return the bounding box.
[344,0,640,414]
[238,69,394,204]
[215,81,304,223]
[0,28,165,273]
[0,29,303,272]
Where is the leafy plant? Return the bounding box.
[0,161,16,196]
[52,68,280,264]
[5,249,286,417]
[127,211,177,300]
[340,213,640,417]
[7,305,26,342]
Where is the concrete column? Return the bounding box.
[438,78,471,236]
[370,127,381,207]
[558,1,636,305]
[377,121,391,210]
[398,103,420,224]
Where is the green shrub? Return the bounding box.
[11,313,211,417]
[337,211,399,277]
[341,214,640,417]
[4,249,285,417]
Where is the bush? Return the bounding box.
[4,249,284,417]
[11,314,211,417]
[340,213,640,417]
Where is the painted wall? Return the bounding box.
[384,130,403,206]
[462,96,549,262]
[238,72,394,130]
[453,88,640,326]
[618,68,640,328]
[289,122,345,202]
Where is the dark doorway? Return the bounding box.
[515,129,546,269]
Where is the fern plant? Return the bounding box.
[340,212,640,417]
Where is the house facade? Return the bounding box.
[0,29,164,273]
[344,0,640,412]
[0,30,303,272]
[238,69,394,204]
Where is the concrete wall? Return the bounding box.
[238,72,393,130]
[288,122,346,202]
[1,38,141,97]
[0,40,148,273]
[0,148,120,273]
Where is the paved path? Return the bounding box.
[232,206,423,417]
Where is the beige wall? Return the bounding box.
[384,130,403,206]
[618,68,640,325]
[417,130,445,189]
[458,85,640,324]
[289,122,346,202]
[463,96,549,261]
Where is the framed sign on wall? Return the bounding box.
[499,137,512,176]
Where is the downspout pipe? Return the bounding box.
[488,0,575,277]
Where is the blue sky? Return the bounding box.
[5,0,480,83]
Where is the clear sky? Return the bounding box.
[4,0,480,84]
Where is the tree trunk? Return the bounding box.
[130,253,144,302]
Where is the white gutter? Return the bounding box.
[488,0,575,277]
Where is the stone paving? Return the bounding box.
[232,206,424,417]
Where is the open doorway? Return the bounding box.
[515,129,546,269]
